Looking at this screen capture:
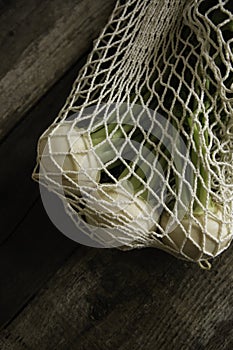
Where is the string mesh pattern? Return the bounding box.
[33,0,233,264]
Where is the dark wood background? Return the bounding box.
[0,1,233,349]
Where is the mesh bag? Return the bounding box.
[32,0,233,266]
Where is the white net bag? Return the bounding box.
[32,0,233,266]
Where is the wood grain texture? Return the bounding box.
[0,0,116,141]
[0,55,91,328]
[0,244,233,350]
[0,56,86,244]
[0,197,77,328]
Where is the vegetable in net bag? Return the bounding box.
[32,0,233,266]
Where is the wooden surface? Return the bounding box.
[0,51,87,327]
[0,0,115,332]
[0,0,116,142]
[0,56,87,244]
[1,247,233,350]
[1,1,233,349]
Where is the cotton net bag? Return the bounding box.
[32,0,233,267]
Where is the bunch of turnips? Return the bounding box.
[33,0,233,267]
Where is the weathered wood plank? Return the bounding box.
[0,56,86,244]
[0,242,233,350]
[0,55,89,327]
[0,0,116,141]
[0,0,117,332]
[0,197,77,328]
